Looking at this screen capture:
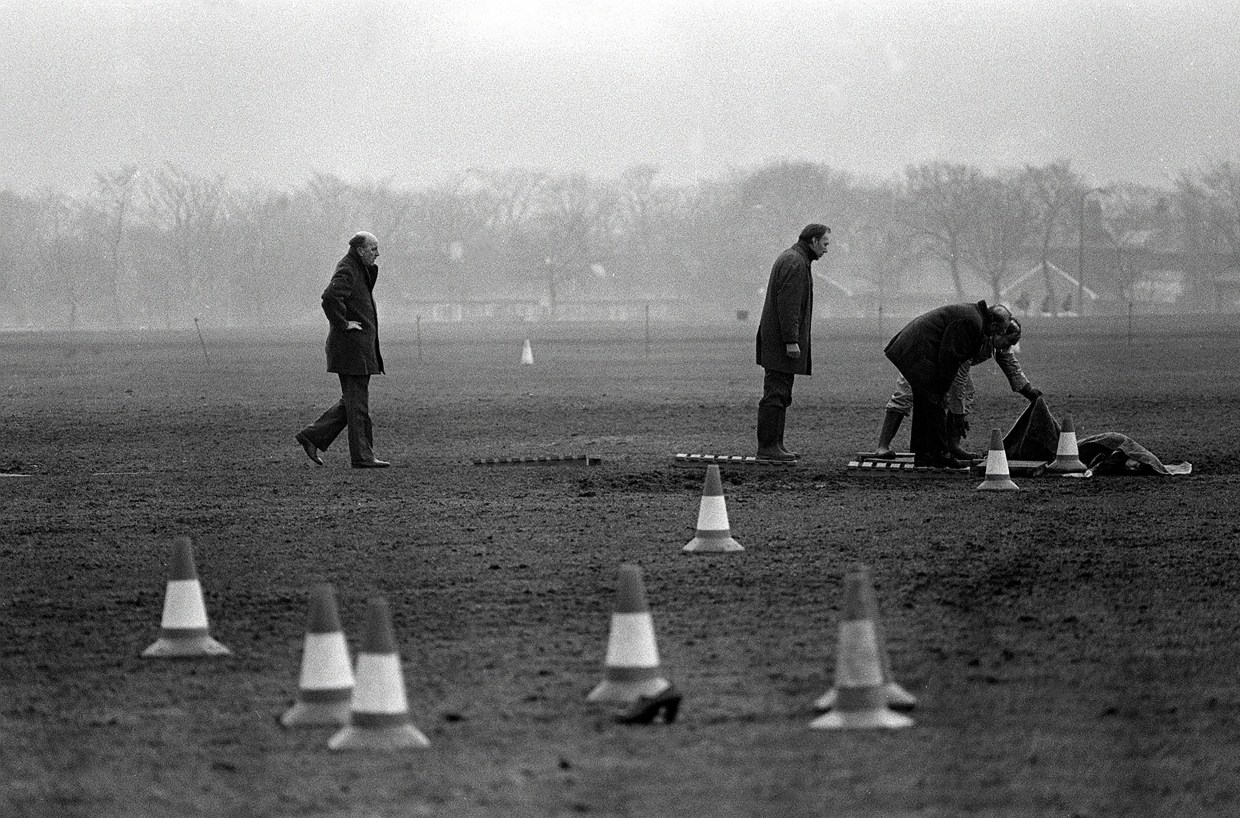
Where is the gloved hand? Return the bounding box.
[1020,384,1043,402]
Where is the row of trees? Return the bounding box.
[2,157,1239,328]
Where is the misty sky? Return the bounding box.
[3,0,1238,194]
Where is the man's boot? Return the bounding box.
[775,410,800,458]
[875,409,904,458]
[757,406,795,461]
[946,413,980,461]
[947,435,981,462]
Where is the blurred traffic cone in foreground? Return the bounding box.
[814,565,915,713]
[976,428,1020,491]
[281,584,354,727]
[684,465,743,553]
[1046,413,1087,473]
[520,338,534,365]
[328,597,429,750]
[587,564,671,703]
[142,536,231,658]
[810,567,914,730]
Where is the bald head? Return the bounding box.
[349,231,377,250]
[985,304,1013,343]
[349,231,379,267]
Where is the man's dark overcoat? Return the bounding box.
[322,250,384,376]
[884,301,991,398]
[756,241,815,376]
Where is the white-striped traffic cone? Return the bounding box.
[684,465,743,552]
[814,565,915,712]
[1046,413,1087,473]
[280,584,354,727]
[976,428,1019,491]
[586,564,671,703]
[520,338,534,365]
[142,536,231,658]
[328,597,429,751]
[810,568,914,730]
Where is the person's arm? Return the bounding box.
[995,347,1040,399]
[321,265,359,330]
[949,360,971,397]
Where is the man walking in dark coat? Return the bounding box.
[295,231,390,468]
[883,301,1012,468]
[755,223,830,461]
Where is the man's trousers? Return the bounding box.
[299,374,375,464]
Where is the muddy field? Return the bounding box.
[3,315,1240,817]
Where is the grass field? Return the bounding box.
[3,315,1240,817]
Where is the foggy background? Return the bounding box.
[3,0,1240,329]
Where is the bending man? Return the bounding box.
[882,301,1012,468]
[875,317,1042,460]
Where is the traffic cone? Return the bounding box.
[976,428,1020,491]
[684,465,743,553]
[142,536,231,658]
[810,568,914,730]
[814,565,915,712]
[328,597,429,750]
[1046,413,1087,473]
[586,564,671,703]
[520,338,534,365]
[280,584,354,727]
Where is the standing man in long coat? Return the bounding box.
[755,223,830,461]
[883,301,1012,468]
[295,231,390,468]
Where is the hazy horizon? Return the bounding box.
[3,0,1238,195]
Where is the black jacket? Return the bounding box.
[321,250,384,376]
[755,241,815,375]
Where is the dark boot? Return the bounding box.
[947,435,981,461]
[875,409,904,458]
[946,413,980,461]
[757,406,795,461]
[775,410,800,458]
[913,451,972,469]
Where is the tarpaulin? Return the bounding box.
[1002,398,1192,475]
[1076,433,1193,476]
[1003,397,1060,463]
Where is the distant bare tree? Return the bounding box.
[527,172,621,314]
[413,172,506,300]
[88,165,140,326]
[34,188,87,327]
[0,190,41,325]
[853,183,923,316]
[300,172,367,267]
[905,162,987,297]
[1019,160,1083,311]
[1177,161,1240,309]
[614,164,671,294]
[1095,185,1170,304]
[224,188,298,324]
[142,165,228,326]
[961,172,1034,305]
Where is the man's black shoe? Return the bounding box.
[295,433,323,466]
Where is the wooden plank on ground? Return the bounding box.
[671,453,798,469]
[472,454,602,466]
